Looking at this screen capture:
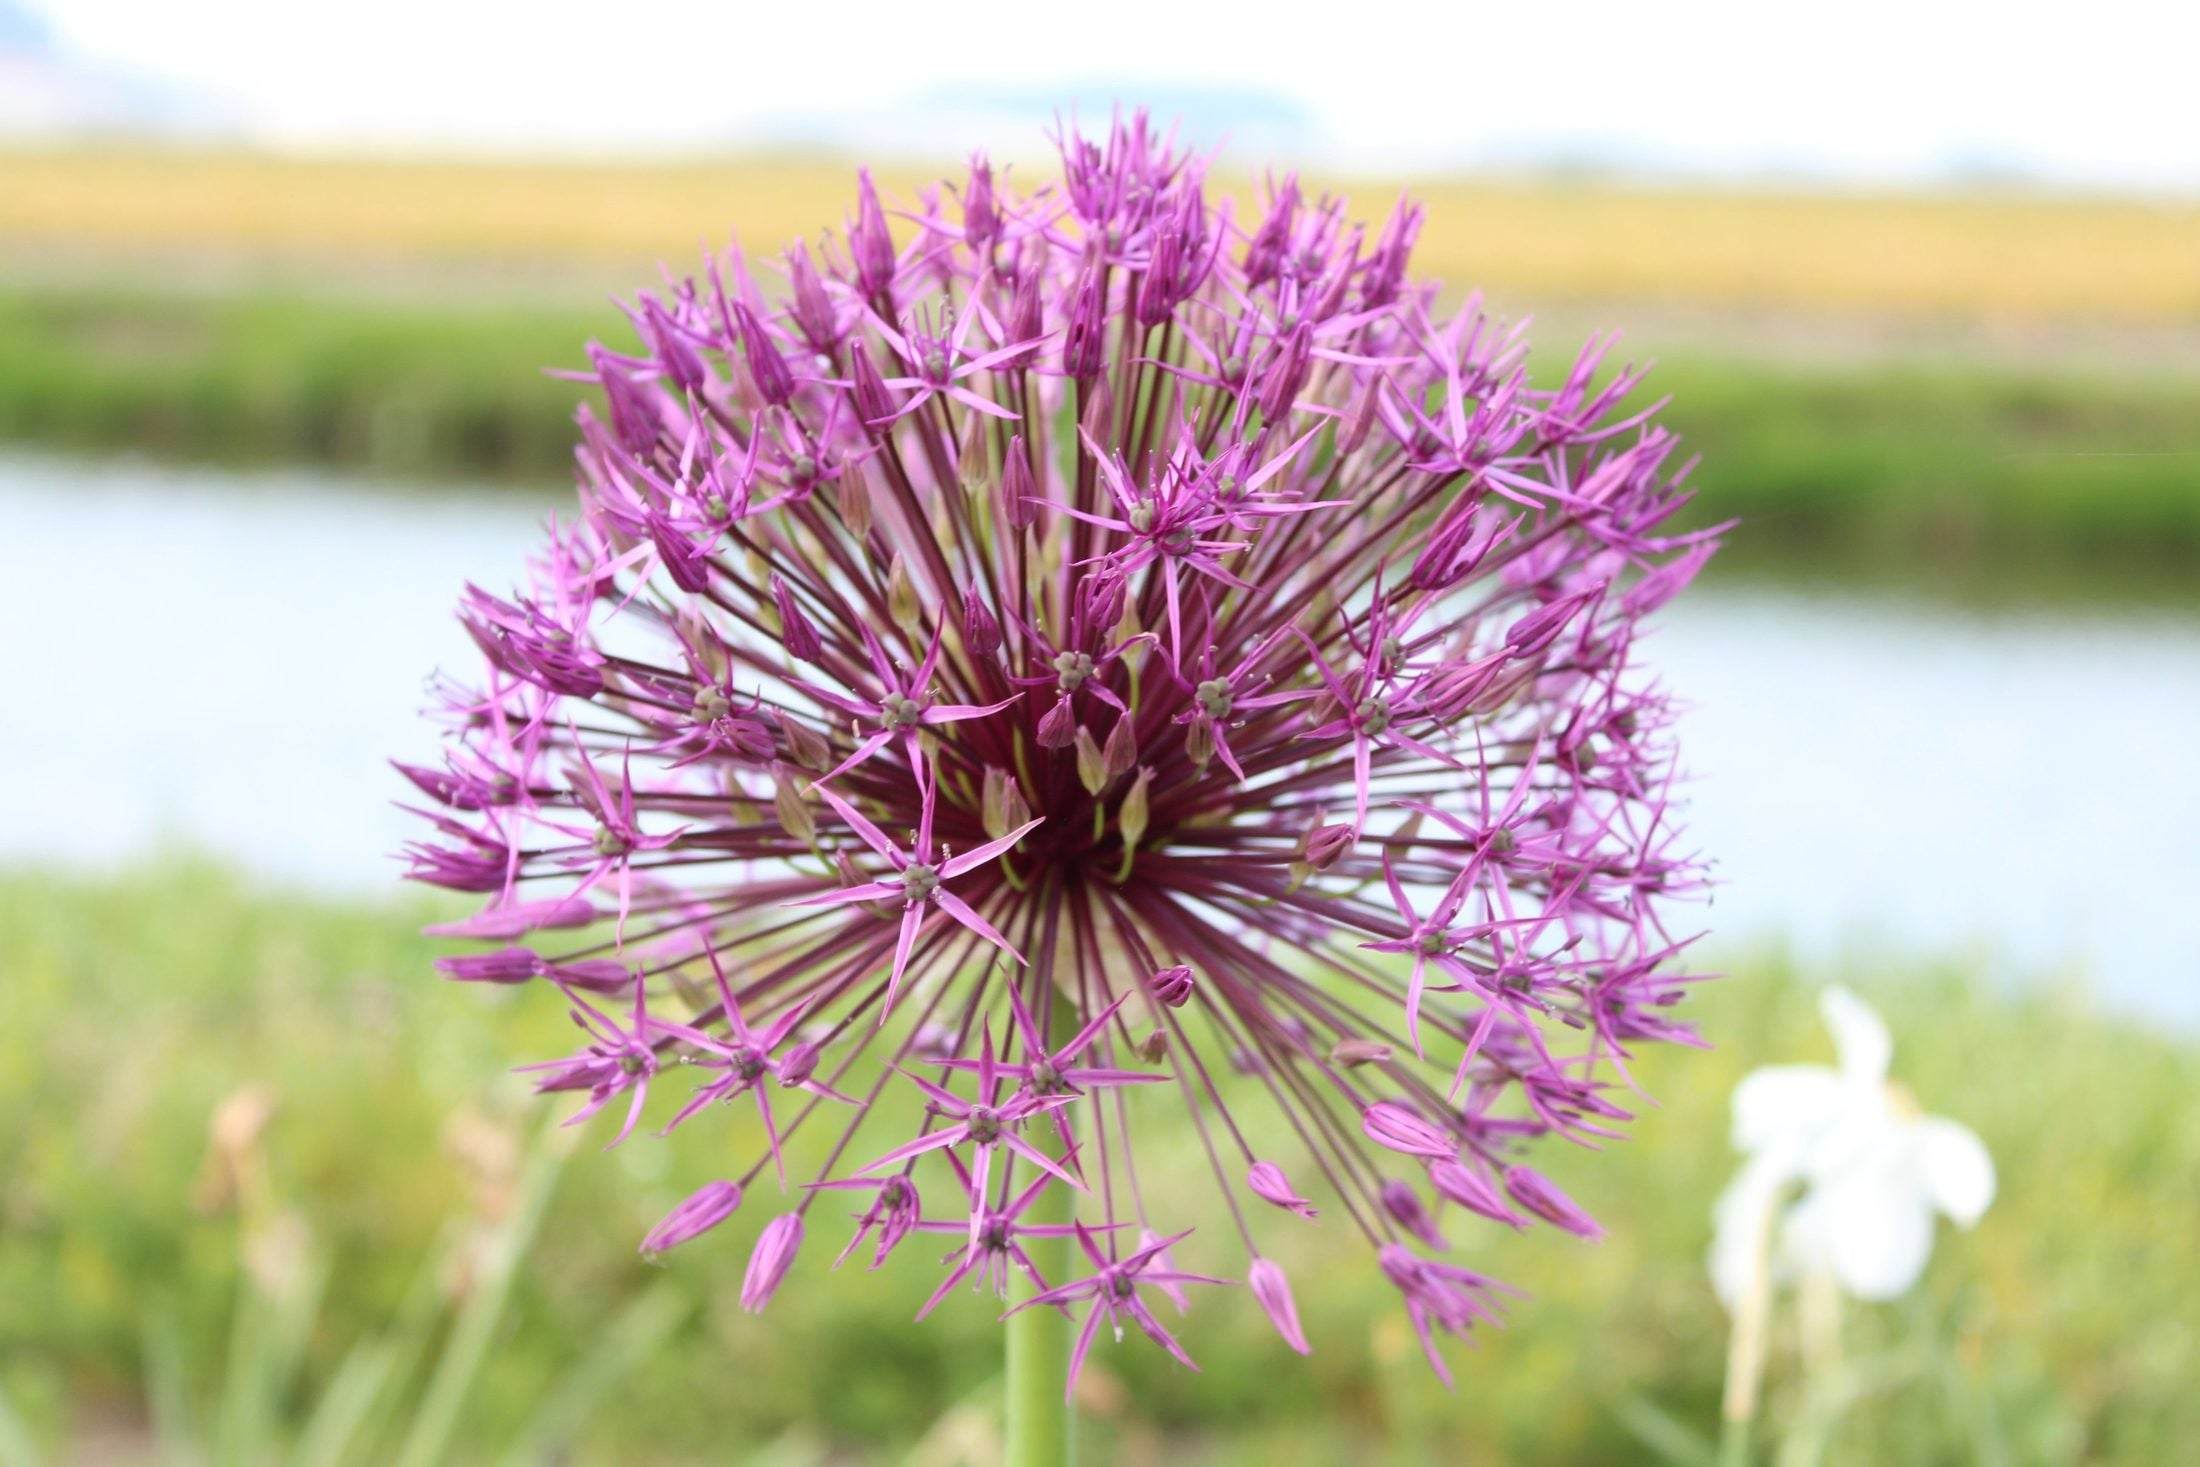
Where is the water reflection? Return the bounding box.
[3,452,2194,1018]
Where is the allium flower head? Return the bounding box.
[400,111,1719,1385]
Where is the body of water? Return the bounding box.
[3,452,2195,1020]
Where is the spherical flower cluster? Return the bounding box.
[399,112,1719,1389]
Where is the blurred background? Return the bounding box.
[2,1,2195,1462]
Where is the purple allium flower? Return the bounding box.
[400,111,1718,1386]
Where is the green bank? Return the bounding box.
[2,284,2197,595]
[1,861,2192,1463]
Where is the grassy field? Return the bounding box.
[3,146,2197,595]
[1,862,2194,1464]
[4,280,2196,595]
[5,147,2200,323]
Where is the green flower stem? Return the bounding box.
[1004,1000,1077,1467]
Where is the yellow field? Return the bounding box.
[3,146,2197,323]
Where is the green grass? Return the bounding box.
[2,283,2197,595]
[2,861,2194,1463]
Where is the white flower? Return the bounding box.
[1710,986,1994,1305]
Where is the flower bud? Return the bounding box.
[771,576,822,663]
[1036,696,1076,749]
[777,1041,820,1089]
[1136,1028,1169,1064]
[1503,1165,1604,1240]
[1149,964,1195,1008]
[1074,726,1107,795]
[772,763,815,845]
[546,958,634,994]
[1362,1101,1455,1160]
[1001,435,1038,529]
[1505,587,1597,659]
[836,459,874,538]
[849,169,894,298]
[741,1213,804,1311]
[1380,1180,1447,1251]
[1084,576,1127,638]
[963,153,999,252]
[641,1180,742,1257]
[1330,1038,1391,1068]
[1247,1160,1317,1219]
[1061,267,1106,381]
[773,710,830,772]
[962,586,1001,658]
[1102,713,1137,778]
[1302,821,1355,870]
[848,339,897,428]
[1248,1257,1311,1354]
[1118,766,1152,852]
[886,553,922,637]
[425,897,597,940]
[1428,1159,1526,1228]
[435,947,542,984]
[956,412,993,497]
[734,303,794,407]
[980,766,1012,839]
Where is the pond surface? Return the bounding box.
[4,451,2196,1020]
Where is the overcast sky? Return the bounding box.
[35,0,2200,189]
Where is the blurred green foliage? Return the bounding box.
[1,861,2195,1464]
[2,284,2197,596]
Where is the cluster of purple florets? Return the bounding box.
[400,112,1717,1388]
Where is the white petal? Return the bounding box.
[1912,1116,1995,1227]
[1820,985,1891,1086]
[1708,1153,1793,1309]
[1805,1172,1936,1301]
[1731,1064,1844,1153]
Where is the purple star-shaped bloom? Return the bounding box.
[791,780,1041,1013]
[1000,1225,1229,1399]
[795,622,1020,792]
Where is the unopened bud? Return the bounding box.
[886,553,922,637]
[1118,766,1152,852]
[1036,697,1076,749]
[774,711,830,772]
[777,1042,820,1089]
[981,765,1012,839]
[771,576,822,664]
[957,413,992,496]
[1137,1028,1169,1064]
[836,460,874,539]
[1302,821,1355,870]
[1380,1179,1447,1251]
[962,586,1001,658]
[1001,435,1038,529]
[772,763,815,844]
[1102,714,1137,778]
[1330,1038,1392,1068]
[1149,964,1194,1008]
[1074,726,1106,794]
